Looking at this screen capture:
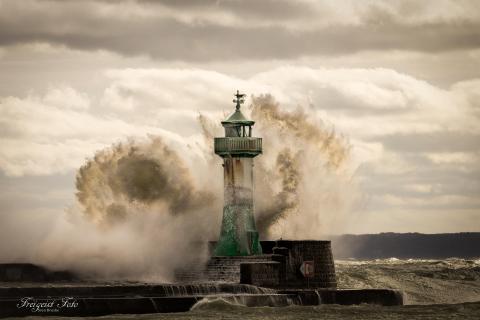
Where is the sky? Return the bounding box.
[0,0,479,235]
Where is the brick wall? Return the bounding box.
[238,240,337,288]
[240,262,281,286]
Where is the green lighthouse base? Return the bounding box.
[214,204,262,256]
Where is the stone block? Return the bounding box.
[240,262,281,287]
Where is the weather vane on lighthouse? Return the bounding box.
[213,90,263,256]
[233,90,246,111]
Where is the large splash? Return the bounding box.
[32,136,220,281]
[249,94,355,239]
[76,137,215,226]
[251,94,349,169]
[57,93,358,279]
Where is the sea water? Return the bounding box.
[23,258,480,319]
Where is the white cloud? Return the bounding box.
[426,152,479,165]
[0,66,478,233]
[0,86,187,176]
[43,85,90,110]
[2,66,479,176]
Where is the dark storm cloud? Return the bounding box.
[145,0,318,20]
[1,0,480,61]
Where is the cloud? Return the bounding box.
[376,132,480,153]
[43,86,90,110]
[1,0,480,60]
[0,85,187,176]
[2,66,479,172]
[0,66,478,233]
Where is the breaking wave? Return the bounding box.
[336,258,480,305]
[66,94,357,279]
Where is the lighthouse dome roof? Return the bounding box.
[222,90,255,126]
[221,109,255,126]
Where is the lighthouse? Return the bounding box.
[213,91,263,256]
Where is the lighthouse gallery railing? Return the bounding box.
[214,137,262,157]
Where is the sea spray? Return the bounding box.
[76,137,216,226]
[34,136,219,280]
[198,94,356,238]
[250,94,357,238]
[37,94,358,280]
[255,149,300,233]
[250,94,349,170]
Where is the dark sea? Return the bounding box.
[20,258,480,320]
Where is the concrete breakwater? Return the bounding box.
[0,240,404,317]
[0,281,402,317]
